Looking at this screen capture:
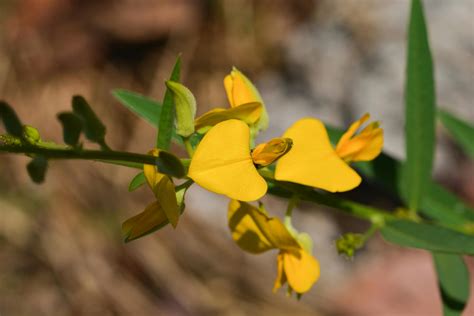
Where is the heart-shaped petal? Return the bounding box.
[275,118,361,192]
[188,119,267,201]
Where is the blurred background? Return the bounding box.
[0,0,473,315]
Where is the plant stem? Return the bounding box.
[0,143,156,165]
[265,176,394,224]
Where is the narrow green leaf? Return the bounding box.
[57,112,83,146]
[112,89,162,127]
[439,109,474,158]
[381,220,474,254]
[129,172,146,192]
[156,151,185,178]
[433,253,470,316]
[0,101,23,137]
[165,80,196,137]
[112,89,183,145]
[157,55,181,150]
[72,95,107,145]
[404,0,436,212]
[26,156,48,184]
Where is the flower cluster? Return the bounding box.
[125,67,383,297]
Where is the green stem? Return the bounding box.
[0,143,156,165]
[265,176,394,224]
[184,138,194,158]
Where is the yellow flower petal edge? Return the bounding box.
[335,113,384,162]
[143,149,180,228]
[275,118,361,192]
[228,200,274,253]
[122,201,169,242]
[281,249,320,294]
[228,200,300,252]
[194,102,262,133]
[224,67,269,130]
[188,120,267,201]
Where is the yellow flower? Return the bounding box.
[188,119,291,201]
[228,200,320,294]
[188,119,267,201]
[194,68,268,133]
[224,67,269,131]
[122,149,181,242]
[275,114,383,192]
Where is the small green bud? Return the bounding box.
[336,233,365,259]
[165,80,196,138]
[23,125,41,144]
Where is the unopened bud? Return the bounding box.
[335,233,365,259]
[251,138,292,167]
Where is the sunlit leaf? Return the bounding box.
[404,0,436,212]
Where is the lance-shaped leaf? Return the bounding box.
[0,101,23,137]
[72,95,107,145]
[112,89,184,145]
[112,89,161,126]
[438,109,474,158]
[157,55,181,149]
[26,156,48,184]
[433,253,470,316]
[381,220,474,255]
[404,0,436,212]
[128,171,146,192]
[165,80,196,137]
[57,112,83,146]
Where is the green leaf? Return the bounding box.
[438,109,474,158]
[112,89,162,127]
[381,220,474,254]
[57,112,83,146]
[157,55,181,150]
[433,253,470,316]
[72,95,107,146]
[404,0,436,212]
[112,89,184,145]
[0,101,23,137]
[26,156,48,184]
[129,171,146,192]
[165,80,196,137]
[156,151,185,178]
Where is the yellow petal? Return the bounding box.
[224,67,269,130]
[122,201,168,242]
[228,200,300,251]
[143,149,165,188]
[188,120,267,201]
[273,252,287,292]
[275,118,361,192]
[153,176,180,228]
[228,200,274,253]
[283,250,320,294]
[194,102,262,133]
[335,113,383,162]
